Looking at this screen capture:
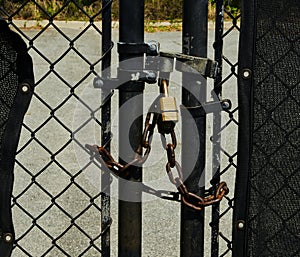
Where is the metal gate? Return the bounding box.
[233,0,300,256]
[0,0,241,256]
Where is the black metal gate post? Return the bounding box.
[181,0,208,256]
[118,1,144,256]
[101,1,112,256]
[211,1,224,256]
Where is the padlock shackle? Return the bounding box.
[159,78,169,97]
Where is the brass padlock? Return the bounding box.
[157,79,178,134]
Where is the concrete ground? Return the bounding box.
[11,21,239,257]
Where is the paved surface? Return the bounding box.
[11,22,239,257]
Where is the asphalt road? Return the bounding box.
[11,21,239,257]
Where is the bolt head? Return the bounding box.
[146,71,156,82]
[222,101,231,110]
[94,77,104,88]
[149,44,156,51]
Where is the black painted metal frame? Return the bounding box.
[0,19,34,257]
[118,1,144,256]
[211,1,224,256]
[101,1,112,256]
[232,0,255,255]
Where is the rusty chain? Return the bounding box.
[85,110,158,179]
[163,128,229,211]
[86,82,229,211]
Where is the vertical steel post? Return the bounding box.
[181,0,208,256]
[101,1,112,256]
[211,1,224,256]
[118,1,144,257]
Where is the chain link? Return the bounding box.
[164,129,229,211]
[86,108,158,178]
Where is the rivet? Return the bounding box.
[237,220,245,230]
[21,83,30,94]
[3,233,13,243]
[241,69,252,80]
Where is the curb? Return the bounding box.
[11,19,239,31]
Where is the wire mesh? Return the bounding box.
[0,0,241,256]
[209,1,240,256]
[1,1,112,256]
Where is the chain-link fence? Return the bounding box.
[1,1,110,256]
[209,2,240,256]
[0,0,241,256]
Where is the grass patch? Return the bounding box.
[145,22,182,33]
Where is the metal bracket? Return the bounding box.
[118,41,160,56]
[181,99,232,118]
[141,183,180,202]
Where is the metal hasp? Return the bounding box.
[94,47,219,90]
[0,20,34,257]
[181,0,208,256]
[118,1,144,256]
